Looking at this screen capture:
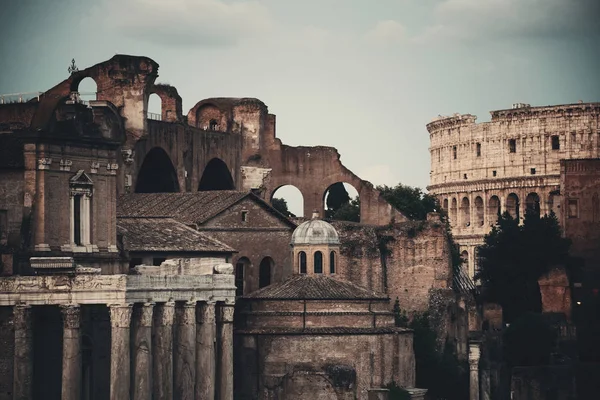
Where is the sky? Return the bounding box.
[1,0,599,214]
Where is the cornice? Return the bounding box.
[427,175,560,194]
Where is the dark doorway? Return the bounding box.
[259,257,273,288]
[135,147,180,193]
[198,158,234,191]
[33,306,63,400]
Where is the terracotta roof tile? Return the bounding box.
[117,217,234,253]
[244,274,388,300]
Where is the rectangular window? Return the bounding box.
[241,210,248,222]
[551,135,560,150]
[73,195,82,246]
[453,146,457,159]
[530,168,536,175]
[492,170,497,177]
[568,199,578,219]
[509,139,516,153]
[476,143,481,157]
[464,174,468,179]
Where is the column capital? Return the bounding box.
[155,302,175,327]
[60,304,81,329]
[109,304,133,328]
[136,303,155,327]
[196,302,216,324]
[13,304,33,331]
[217,303,235,324]
[177,301,197,326]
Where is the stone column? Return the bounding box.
[153,302,175,400]
[109,304,132,400]
[469,341,481,400]
[217,303,235,400]
[196,302,216,400]
[61,304,82,400]
[13,304,34,400]
[132,303,154,400]
[174,301,196,400]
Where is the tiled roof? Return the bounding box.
[235,327,411,335]
[453,266,477,295]
[244,274,389,300]
[117,217,234,253]
[117,191,296,227]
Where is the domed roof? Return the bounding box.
[291,212,340,246]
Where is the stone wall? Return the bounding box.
[0,307,13,400]
[0,170,24,275]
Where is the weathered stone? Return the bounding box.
[153,302,175,400]
[217,304,234,400]
[13,305,33,400]
[60,304,81,400]
[174,301,196,400]
[109,304,132,400]
[132,303,153,400]
[196,302,216,400]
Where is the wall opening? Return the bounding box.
[198,158,234,191]
[77,77,97,103]
[135,147,180,193]
[460,197,471,227]
[551,135,560,150]
[461,250,469,275]
[147,93,162,121]
[506,193,520,220]
[509,139,516,153]
[271,185,304,218]
[476,143,481,157]
[235,257,250,296]
[488,195,501,226]
[323,182,360,222]
[259,257,273,288]
[474,196,484,226]
[525,192,541,217]
[330,251,336,274]
[450,198,458,227]
[33,306,62,400]
[314,251,323,274]
[299,251,307,274]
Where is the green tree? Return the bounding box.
[326,182,351,215]
[504,312,557,367]
[271,197,295,218]
[475,210,572,322]
[331,197,360,222]
[376,183,439,220]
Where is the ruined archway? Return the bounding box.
[135,147,180,193]
[147,93,162,120]
[323,182,360,222]
[506,193,520,220]
[474,196,484,227]
[460,197,471,227]
[488,195,501,226]
[450,198,458,227]
[525,192,541,217]
[198,158,235,191]
[76,77,97,103]
[271,185,304,218]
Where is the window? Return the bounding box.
[530,168,536,175]
[314,251,323,274]
[463,174,468,179]
[259,257,273,288]
[568,199,579,219]
[235,262,244,296]
[153,257,166,266]
[241,210,248,222]
[551,135,560,150]
[330,251,336,274]
[209,119,218,130]
[492,170,497,177]
[453,146,457,159]
[476,143,481,157]
[299,251,307,273]
[509,139,516,153]
[73,195,82,245]
[69,170,93,249]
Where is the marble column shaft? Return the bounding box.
[469,342,481,400]
[61,304,82,400]
[174,301,196,400]
[109,304,132,400]
[132,303,154,400]
[13,305,34,400]
[217,304,235,400]
[195,302,216,400]
[153,302,175,400]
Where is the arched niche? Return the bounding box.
[474,196,484,226]
[450,198,458,227]
[198,158,235,191]
[323,182,360,222]
[135,147,180,193]
[488,195,501,226]
[259,257,273,288]
[506,193,520,220]
[460,197,471,227]
[271,185,304,218]
[525,192,541,217]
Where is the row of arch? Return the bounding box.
[443,191,555,229]
[298,251,336,274]
[135,147,235,193]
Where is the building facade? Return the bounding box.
[427,102,600,277]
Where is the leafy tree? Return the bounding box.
[331,197,360,222]
[271,197,295,218]
[504,312,557,367]
[384,382,411,400]
[324,183,360,222]
[376,183,439,220]
[475,210,572,322]
[326,182,351,214]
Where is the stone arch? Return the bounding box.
[450,197,458,227]
[259,257,273,288]
[75,77,97,103]
[488,195,501,225]
[443,198,449,211]
[147,93,162,120]
[474,196,484,226]
[525,192,541,217]
[506,193,520,220]
[548,191,559,215]
[271,185,304,218]
[235,257,251,296]
[323,182,360,222]
[196,104,226,131]
[198,158,235,191]
[460,197,471,227]
[135,147,180,193]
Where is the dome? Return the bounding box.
[291,214,340,246]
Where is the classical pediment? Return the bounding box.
[70,170,93,186]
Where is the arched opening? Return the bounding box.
[271,185,304,218]
[196,104,223,130]
[488,195,501,226]
[135,147,180,193]
[450,198,458,227]
[323,182,360,222]
[314,251,323,274]
[506,193,520,220]
[460,197,471,227]
[474,196,484,226]
[259,257,273,288]
[209,119,218,130]
[525,192,541,217]
[548,191,558,215]
[299,251,307,274]
[329,251,336,274]
[235,257,251,296]
[461,250,469,275]
[443,198,449,212]
[77,77,97,103]
[198,158,234,191]
[147,93,162,121]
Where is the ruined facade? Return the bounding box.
[427,102,600,277]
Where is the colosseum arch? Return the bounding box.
[460,197,471,227]
[474,196,484,227]
[450,198,458,227]
[135,147,180,193]
[198,158,235,191]
[506,193,520,220]
[487,196,501,226]
[525,192,541,217]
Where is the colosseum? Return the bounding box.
[427,102,600,277]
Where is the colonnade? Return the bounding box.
[11,301,234,400]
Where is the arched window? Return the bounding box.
[299,251,307,274]
[461,250,469,275]
[259,257,272,288]
[235,257,250,296]
[450,198,458,227]
[314,251,323,274]
[329,251,336,274]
